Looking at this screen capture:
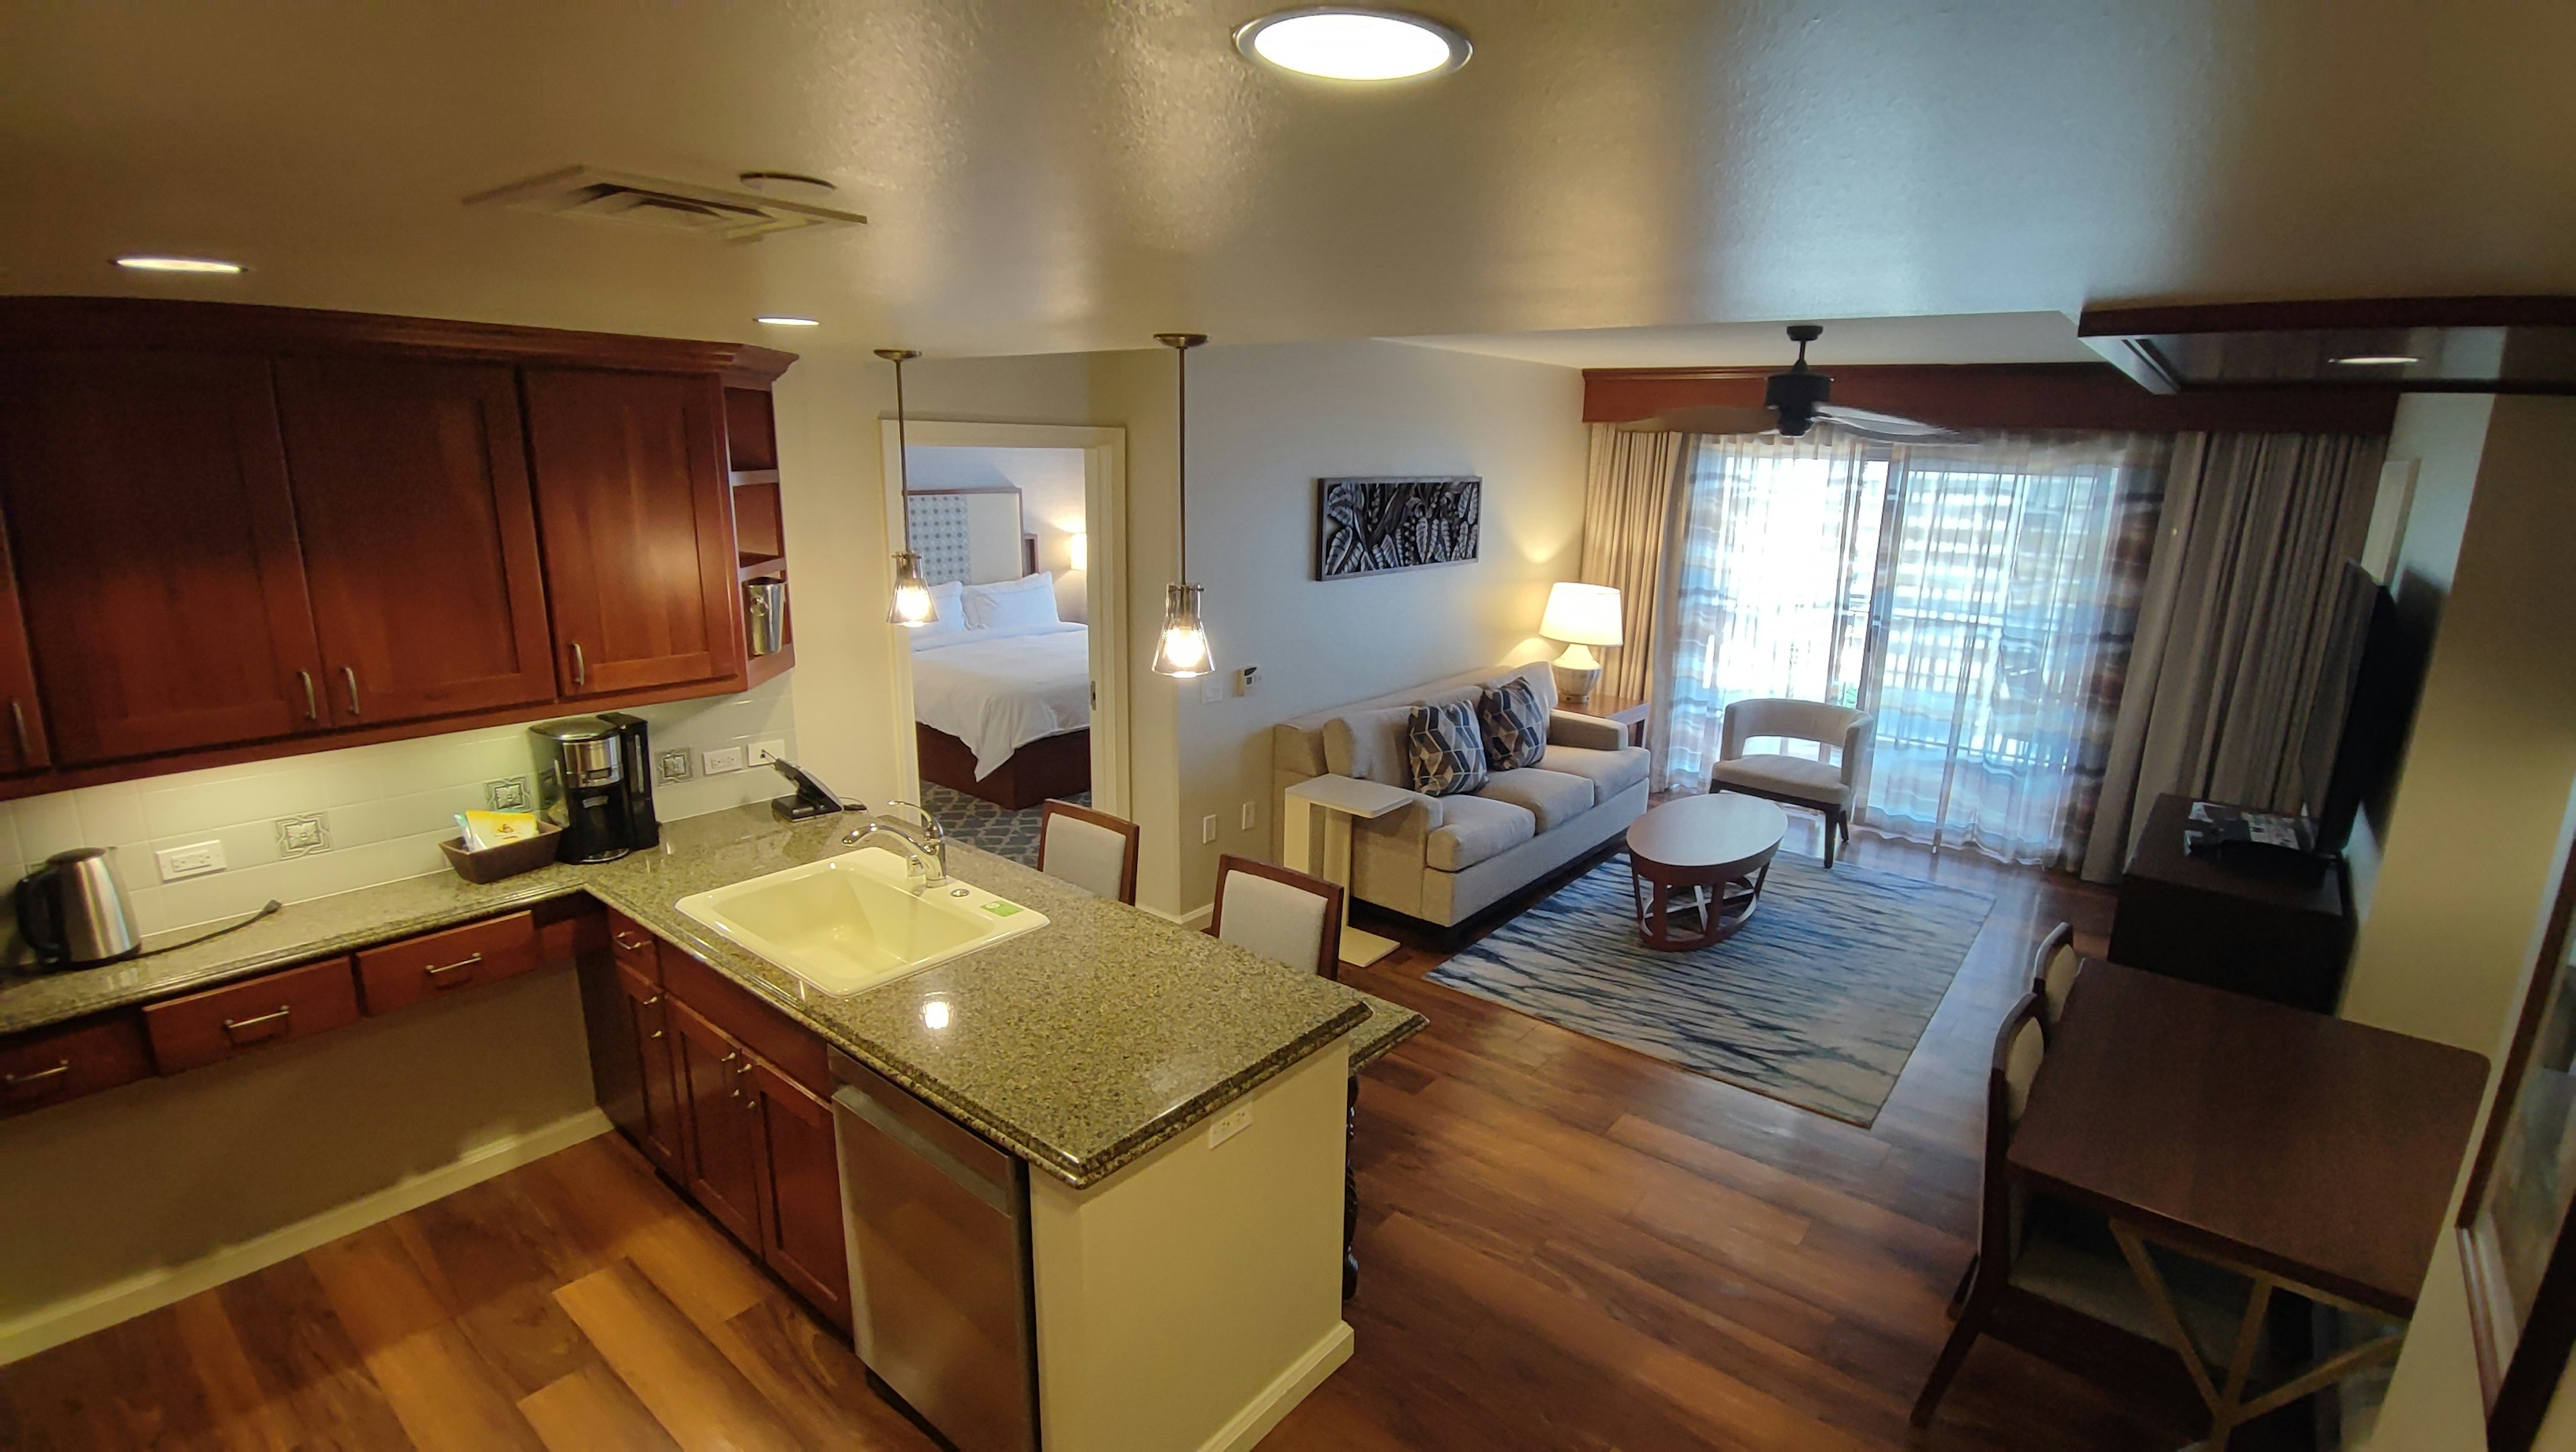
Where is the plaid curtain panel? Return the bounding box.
[1407,700,1490,796]
[1477,677,1549,772]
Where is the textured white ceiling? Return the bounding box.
[1395,313,2102,369]
[5,1,2572,358]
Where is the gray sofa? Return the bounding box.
[1271,661,1650,929]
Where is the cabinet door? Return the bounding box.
[272,358,556,725]
[750,1059,851,1328]
[0,351,327,762]
[616,962,691,1180]
[522,368,740,697]
[0,523,49,773]
[669,997,765,1246]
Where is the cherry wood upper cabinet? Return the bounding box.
[0,351,328,764]
[0,524,51,774]
[272,358,556,725]
[522,368,742,698]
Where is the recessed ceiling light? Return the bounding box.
[1235,8,1469,81]
[756,315,821,327]
[2329,354,2419,366]
[115,255,244,274]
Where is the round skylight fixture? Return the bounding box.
[1235,8,1469,81]
[115,255,244,274]
[2329,354,2419,366]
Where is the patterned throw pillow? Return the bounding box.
[1406,700,1489,797]
[1477,676,1548,772]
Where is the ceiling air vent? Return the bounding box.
[465,166,865,242]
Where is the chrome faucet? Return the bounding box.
[843,801,949,887]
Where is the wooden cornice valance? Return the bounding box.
[1582,362,2399,436]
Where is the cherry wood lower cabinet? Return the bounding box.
[578,918,853,1330]
[142,956,362,1074]
[0,1012,152,1120]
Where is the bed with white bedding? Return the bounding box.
[910,572,1092,808]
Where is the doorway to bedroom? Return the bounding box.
[879,420,1130,869]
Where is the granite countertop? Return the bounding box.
[0,806,1427,1188]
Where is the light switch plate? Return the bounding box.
[274,813,331,858]
[1207,1104,1252,1149]
[1197,675,1222,705]
[702,746,746,776]
[1240,801,1256,831]
[485,776,531,812]
[1201,814,1218,844]
[658,749,694,783]
[749,739,788,768]
[156,840,226,882]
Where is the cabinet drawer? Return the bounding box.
[661,948,830,1098]
[144,958,360,1074]
[608,909,660,980]
[0,1012,153,1119]
[356,911,539,1015]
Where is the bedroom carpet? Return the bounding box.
[919,783,1089,868]
[1428,850,1992,1127]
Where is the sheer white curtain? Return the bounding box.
[1655,428,2169,868]
[1659,430,1884,791]
[1859,435,2168,867]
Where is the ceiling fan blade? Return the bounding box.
[1615,405,1779,435]
[1813,403,1960,440]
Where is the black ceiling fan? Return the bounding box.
[1619,325,1957,442]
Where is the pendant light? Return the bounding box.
[878,348,936,628]
[1151,333,1215,678]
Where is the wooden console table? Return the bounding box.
[2111,794,2353,1012]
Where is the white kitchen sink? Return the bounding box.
[675,847,1049,997]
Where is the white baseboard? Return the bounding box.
[1201,1320,1355,1452]
[0,1107,612,1365]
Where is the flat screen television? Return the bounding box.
[2298,560,2419,856]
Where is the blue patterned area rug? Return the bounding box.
[919,784,1089,868]
[1429,851,1994,1127]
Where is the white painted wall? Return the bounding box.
[0,678,796,940]
[906,444,1091,621]
[2341,396,2576,1449]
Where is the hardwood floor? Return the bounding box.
[1,819,2182,1451]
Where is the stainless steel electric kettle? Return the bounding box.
[14,847,142,969]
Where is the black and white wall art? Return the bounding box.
[1315,476,1482,580]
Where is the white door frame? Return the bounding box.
[878,419,1132,819]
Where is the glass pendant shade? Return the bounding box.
[887,550,936,627]
[1152,583,1214,678]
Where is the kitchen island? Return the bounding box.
[0,805,1424,1451]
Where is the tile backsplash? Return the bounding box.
[0,678,798,937]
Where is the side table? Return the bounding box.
[1281,774,1415,969]
[1556,690,1648,747]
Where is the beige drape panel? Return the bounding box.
[1577,425,1690,703]
[2080,432,2386,882]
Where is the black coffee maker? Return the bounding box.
[529,715,660,862]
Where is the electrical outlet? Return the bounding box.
[701,746,746,776]
[274,814,330,858]
[657,749,693,783]
[1201,813,1218,844]
[749,739,788,768]
[1239,801,1256,831]
[485,777,531,812]
[1197,675,1222,705]
[156,840,226,882]
[1206,1104,1253,1149]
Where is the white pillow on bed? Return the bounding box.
[907,580,969,647]
[963,572,1059,631]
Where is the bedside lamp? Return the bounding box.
[1540,582,1623,703]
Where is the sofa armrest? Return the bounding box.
[1548,711,1627,751]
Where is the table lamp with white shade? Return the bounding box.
[1540,582,1623,703]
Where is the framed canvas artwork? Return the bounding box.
[1315,476,1481,580]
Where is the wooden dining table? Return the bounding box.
[2010,959,2489,1447]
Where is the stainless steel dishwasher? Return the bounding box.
[829,1049,1042,1452]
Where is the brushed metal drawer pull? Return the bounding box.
[8,699,28,760]
[640,992,663,1006]
[341,666,363,717]
[2,1060,70,1092]
[221,1005,294,1041]
[649,1029,665,1040]
[297,671,319,722]
[614,934,649,952]
[572,641,588,689]
[424,951,483,986]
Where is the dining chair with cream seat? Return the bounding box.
[1037,800,1141,906]
[1207,854,1345,980]
[1915,992,2257,1435]
[1710,697,1872,868]
[2032,921,2081,1033]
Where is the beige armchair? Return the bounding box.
[1711,697,1873,868]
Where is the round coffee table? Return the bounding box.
[1625,792,1788,950]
